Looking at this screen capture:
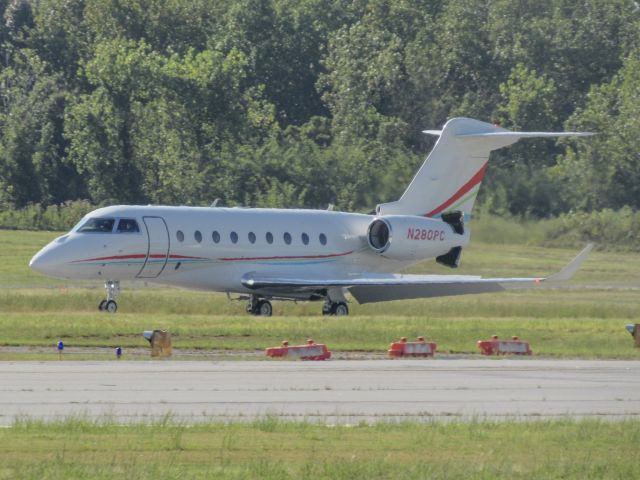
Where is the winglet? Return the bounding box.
[545,243,594,282]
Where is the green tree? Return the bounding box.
[0,51,83,207]
[554,52,640,211]
[27,0,92,82]
[64,39,163,203]
[479,64,566,216]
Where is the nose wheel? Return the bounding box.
[99,280,120,313]
[99,299,118,313]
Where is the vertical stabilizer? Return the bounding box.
[376,118,591,218]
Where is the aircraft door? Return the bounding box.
[137,216,170,278]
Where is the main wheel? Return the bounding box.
[256,300,272,317]
[333,302,349,316]
[98,299,107,311]
[105,300,118,313]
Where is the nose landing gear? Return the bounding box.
[98,280,120,313]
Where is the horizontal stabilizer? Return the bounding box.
[421,130,594,139]
[456,131,594,139]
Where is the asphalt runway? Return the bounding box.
[1,360,639,424]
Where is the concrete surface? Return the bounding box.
[1,360,639,424]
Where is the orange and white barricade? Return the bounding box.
[265,339,331,361]
[388,336,437,357]
[477,335,532,355]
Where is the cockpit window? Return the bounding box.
[116,218,140,233]
[77,218,115,233]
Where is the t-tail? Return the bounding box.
[376,117,592,219]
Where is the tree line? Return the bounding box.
[0,0,639,217]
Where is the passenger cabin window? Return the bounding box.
[301,233,309,245]
[212,231,220,243]
[78,218,115,233]
[194,230,202,243]
[319,233,327,245]
[284,232,292,245]
[248,232,256,244]
[177,230,184,242]
[230,231,238,244]
[266,232,273,244]
[116,218,139,233]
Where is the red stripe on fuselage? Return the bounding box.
[71,254,208,263]
[424,162,488,217]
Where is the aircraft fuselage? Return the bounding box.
[30,205,465,297]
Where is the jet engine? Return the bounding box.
[366,213,469,266]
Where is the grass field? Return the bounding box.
[1,229,640,478]
[1,293,639,359]
[1,418,639,479]
[1,229,639,359]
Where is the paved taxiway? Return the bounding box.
[1,360,639,424]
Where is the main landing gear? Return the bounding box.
[246,295,273,317]
[322,300,349,316]
[98,280,120,313]
[245,295,349,316]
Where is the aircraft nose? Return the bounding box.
[30,234,74,276]
[29,247,58,276]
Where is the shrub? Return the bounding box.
[545,207,640,251]
[0,200,94,231]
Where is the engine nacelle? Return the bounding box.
[367,215,469,262]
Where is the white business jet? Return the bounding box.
[29,118,593,316]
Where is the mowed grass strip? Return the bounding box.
[1,418,639,479]
[2,287,639,317]
[1,309,639,358]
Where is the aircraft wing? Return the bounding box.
[241,244,593,304]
